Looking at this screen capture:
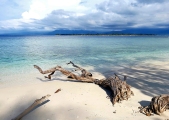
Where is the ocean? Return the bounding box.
[0,35,169,80]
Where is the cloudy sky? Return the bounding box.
[0,0,169,34]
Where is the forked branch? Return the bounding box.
[67,61,92,77]
[34,62,134,105]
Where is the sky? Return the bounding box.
[0,0,169,34]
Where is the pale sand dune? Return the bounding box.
[0,61,169,120]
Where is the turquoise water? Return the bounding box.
[0,35,169,76]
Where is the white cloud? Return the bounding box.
[22,0,82,19]
[0,0,32,20]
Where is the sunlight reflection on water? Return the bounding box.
[0,35,169,77]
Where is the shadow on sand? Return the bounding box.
[35,59,169,98]
[93,59,169,98]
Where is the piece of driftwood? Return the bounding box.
[34,65,94,83]
[55,88,61,93]
[12,94,51,120]
[67,61,92,77]
[139,94,169,116]
[34,62,134,105]
[94,74,134,105]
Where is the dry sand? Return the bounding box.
[0,61,169,120]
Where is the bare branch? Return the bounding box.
[67,61,92,77]
[12,94,51,120]
[34,62,134,105]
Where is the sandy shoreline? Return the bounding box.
[0,61,169,120]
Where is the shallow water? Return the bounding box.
[0,35,169,78]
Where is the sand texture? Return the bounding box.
[0,61,169,120]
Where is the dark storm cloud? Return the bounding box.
[136,0,168,4]
[26,0,169,32]
[1,0,169,34]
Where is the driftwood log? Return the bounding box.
[34,61,134,105]
[12,94,51,120]
[139,94,169,116]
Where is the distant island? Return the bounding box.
[1,28,169,36]
[55,33,156,36]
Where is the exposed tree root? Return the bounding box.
[94,74,134,105]
[34,61,134,105]
[139,94,169,116]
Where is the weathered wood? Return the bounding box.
[34,65,94,82]
[34,62,134,105]
[139,94,169,116]
[34,65,57,74]
[12,94,51,120]
[55,88,61,93]
[94,75,134,105]
[67,61,92,77]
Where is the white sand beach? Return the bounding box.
[0,61,169,120]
